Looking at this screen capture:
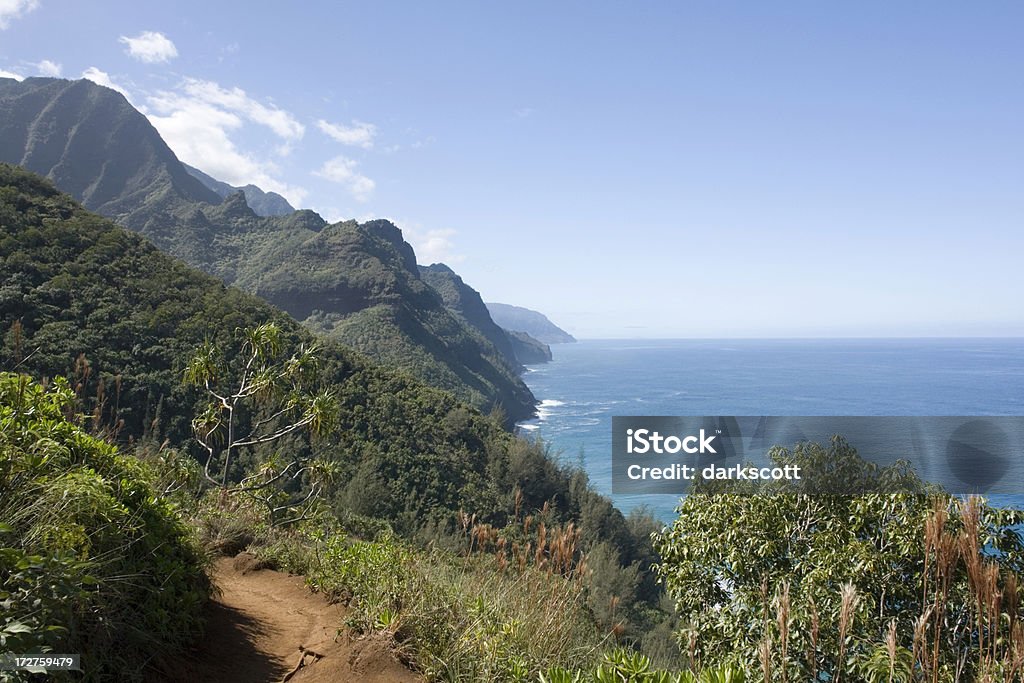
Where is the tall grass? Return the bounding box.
[313,533,607,681]
[742,497,1024,682]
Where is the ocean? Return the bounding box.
[516,338,1024,522]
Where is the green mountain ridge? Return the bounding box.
[0,163,513,524]
[0,159,651,558]
[251,218,536,421]
[419,263,522,368]
[420,262,553,365]
[0,77,536,422]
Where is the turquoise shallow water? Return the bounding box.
[516,339,1024,522]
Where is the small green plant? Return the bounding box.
[374,606,400,631]
[539,668,585,683]
[539,651,746,683]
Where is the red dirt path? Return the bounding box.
[169,555,420,683]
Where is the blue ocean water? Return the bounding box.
[516,339,1024,522]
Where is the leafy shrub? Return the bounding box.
[540,649,746,683]
[0,373,210,681]
[654,437,1024,681]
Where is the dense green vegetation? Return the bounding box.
[0,77,537,421]
[0,373,209,681]
[1,164,672,678]
[655,439,1024,681]
[0,164,651,539]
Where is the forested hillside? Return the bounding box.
[0,77,536,421]
[0,161,650,551]
[1,163,671,679]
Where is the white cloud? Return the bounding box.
[313,156,375,202]
[0,68,23,80]
[178,78,304,140]
[0,0,38,30]
[81,67,131,99]
[34,59,60,77]
[145,81,308,206]
[514,107,535,119]
[119,31,178,64]
[316,118,376,148]
[376,217,464,264]
[406,226,464,265]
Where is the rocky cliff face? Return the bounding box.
[506,330,553,364]
[420,263,522,371]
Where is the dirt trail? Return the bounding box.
[171,554,419,683]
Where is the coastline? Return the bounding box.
[518,338,1024,522]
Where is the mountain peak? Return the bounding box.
[0,77,221,214]
[359,219,418,273]
[422,262,457,276]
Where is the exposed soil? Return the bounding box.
[167,554,420,683]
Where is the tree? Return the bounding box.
[654,437,1024,681]
[184,322,338,525]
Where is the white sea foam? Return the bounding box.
[536,399,566,421]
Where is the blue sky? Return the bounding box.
[2,1,1022,338]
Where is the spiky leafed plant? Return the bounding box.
[184,322,338,524]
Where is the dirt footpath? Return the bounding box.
[171,554,419,683]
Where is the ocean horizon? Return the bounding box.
[517,337,1024,522]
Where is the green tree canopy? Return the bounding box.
[654,437,1024,681]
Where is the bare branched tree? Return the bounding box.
[184,322,338,525]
